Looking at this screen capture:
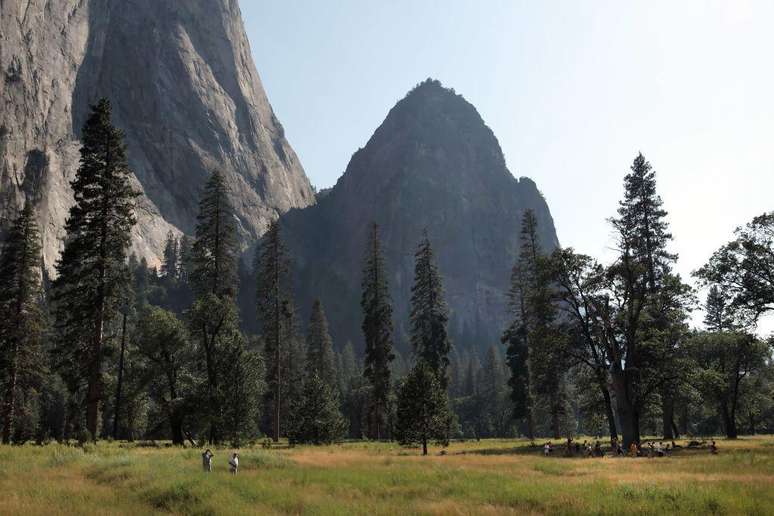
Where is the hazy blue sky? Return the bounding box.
[243,1,774,315]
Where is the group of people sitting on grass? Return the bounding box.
[542,437,718,458]
[201,449,240,474]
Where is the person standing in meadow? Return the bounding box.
[202,449,214,472]
[229,453,239,474]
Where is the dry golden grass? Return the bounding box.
[0,436,772,515]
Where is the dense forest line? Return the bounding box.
[0,100,772,452]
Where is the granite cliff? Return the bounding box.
[0,0,314,269]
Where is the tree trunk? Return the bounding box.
[170,412,185,445]
[1,340,19,444]
[661,392,675,439]
[422,436,428,456]
[679,404,689,436]
[599,381,618,441]
[86,326,103,441]
[611,369,639,448]
[112,312,128,440]
[720,402,737,439]
[526,409,535,442]
[550,398,561,439]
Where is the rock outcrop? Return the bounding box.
[281,79,559,356]
[0,0,314,269]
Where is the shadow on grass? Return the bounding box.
[454,445,542,457]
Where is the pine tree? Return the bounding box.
[287,372,346,445]
[607,153,690,447]
[188,170,241,444]
[409,231,451,388]
[51,99,138,440]
[256,220,294,442]
[501,256,533,438]
[704,285,735,332]
[338,340,358,396]
[221,343,263,447]
[0,202,44,443]
[191,171,238,299]
[360,223,395,439]
[306,299,337,390]
[178,235,193,285]
[161,231,179,279]
[394,362,450,455]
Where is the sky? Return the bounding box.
[243,1,774,326]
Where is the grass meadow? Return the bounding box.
[1,437,773,515]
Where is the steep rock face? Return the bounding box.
[0,0,314,269]
[281,80,558,356]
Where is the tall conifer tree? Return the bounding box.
[409,231,451,388]
[161,231,179,279]
[0,202,44,443]
[607,153,690,446]
[257,220,295,442]
[188,170,241,443]
[191,171,237,298]
[306,299,337,390]
[360,223,395,439]
[52,98,137,440]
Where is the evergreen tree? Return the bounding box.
[502,209,566,438]
[338,340,358,396]
[306,299,337,389]
[187,170,241,444]
[394,362,450,455]
[501,257,533,438]
[51,99,138,440]
[360,223,395,439]
[191,171,238,299]
[287,372,346,445]
[256,220,295,441]
[606,153,691,447]
[0,202,45,443]
[221,343,263,447]
[161,231,179,279]
[704,285,736,332]
[409,231,451,388]
[178,235,193,285]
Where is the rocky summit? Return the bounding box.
[281,79,559,356]
[0,0,314,270]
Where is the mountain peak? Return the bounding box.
[281,82,559,356]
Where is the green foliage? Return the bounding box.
[360,223,395,439]
[191,170,238,299]
[409,231,451,388]
[135,306,193,444]
[51,98,138,439]
[0,202,45,443]
[305,299,337,390]
[161,231,179,279]
[220,344,264,447]
[287,372,346,445]
[696,212,774,324]
[256,220,297,441]
[394,362,450,455]
[685,331,771,438]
